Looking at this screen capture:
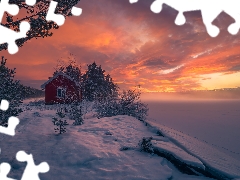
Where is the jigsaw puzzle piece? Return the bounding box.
[131,0,240,37]
[201,7,222,37]
[25,0,36,6]
[0,21,30,54]
[150,0,164,13]
[223,2,240,35]
[0,99,19,135]
[228,17,240,35]
[0,162,16,180]
[129,0,138,3]
[0,0,19,21]
[16,151,50,180]
[150,0,201,24]
[71,6,82,16]
[46,1,65,26]
[175,12,186,26]
[46,1,82,26]
[0,100,9,111]
[0,116,19,136]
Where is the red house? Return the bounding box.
[41,72,82,105]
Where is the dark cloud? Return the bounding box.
[229,65,240,72]
[142,57,169,67]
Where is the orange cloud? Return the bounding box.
[1,0,240,91]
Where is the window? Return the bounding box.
[57,87,66,98]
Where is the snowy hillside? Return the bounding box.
[146,121,240,180]
[0,100,239,180]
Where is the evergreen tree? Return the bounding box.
[53,56,81,82]
[82,62,118,101]
[52,108,69,134]
[0,56,24,126]
[65,64,81,82]
[105,74,119,98]
[71,103,84,125]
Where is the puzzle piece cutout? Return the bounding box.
[0,163,16,180]
[0,0,19,22]
[130,0,240,37]
[71,6,82,16]
[0,151,49,180]
[0,0,36,54]
[46,1,65,26]
[0,0,36,22]
[25,0,36,6]
[16,151,50,180]
[0,22,30,54]
[0,0,82,54]
[0,100,19,136]
[46,0,82,26]
[0,100,9,111]
[0,100,18,180]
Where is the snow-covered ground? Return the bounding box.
[145,100,240,161]
[147,121,240,180]
[0,100,239,180]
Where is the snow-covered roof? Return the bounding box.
[41,72,80,89]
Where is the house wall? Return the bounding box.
[45,75,81,104]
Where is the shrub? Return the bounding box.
[52,108,69,134]
[70,103,84,126]
[139,137,154,153]
[95,89,148,121]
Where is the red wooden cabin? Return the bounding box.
[41,72,82,105]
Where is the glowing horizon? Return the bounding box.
[1,0,240,92]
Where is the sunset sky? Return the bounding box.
[1,0,240,92]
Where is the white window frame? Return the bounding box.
[56,87,66,98]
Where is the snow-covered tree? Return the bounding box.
[69,103,84,125]
[95,89,148,121]
[52,108,69,134]
[0,56,24,126]
[53,55,82,82]
[82,62,118,101]
[104,74,119,99]
[0,0,81,52]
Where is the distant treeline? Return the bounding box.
[141,88,240,101]
[21,85,45,99]
[184,89,240,99]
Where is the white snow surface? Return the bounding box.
[147,121,240,179]
[0,101,237,180]
[151,140,205,170]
